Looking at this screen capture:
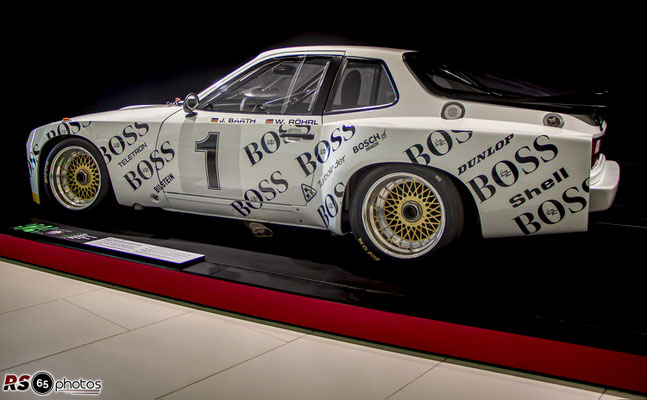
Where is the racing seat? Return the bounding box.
[340,70,362,109]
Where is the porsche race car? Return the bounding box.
[26,46,620,262]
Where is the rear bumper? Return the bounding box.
[589,155,620,212]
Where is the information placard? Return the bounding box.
[84,237,204,264]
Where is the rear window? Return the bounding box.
[403,52,561,99]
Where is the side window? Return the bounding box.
[284,57,331,114]
[326,59,397,112]
[200,56,331,115]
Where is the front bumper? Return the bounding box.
[589,155,620,212]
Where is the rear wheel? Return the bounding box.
[350,165,463,262]
[43,139,110,212]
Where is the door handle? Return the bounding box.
[279,128,315,141]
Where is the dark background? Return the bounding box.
[4,7,646,355]
[6,6,639,203]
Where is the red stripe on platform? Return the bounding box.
[1,233,645,394]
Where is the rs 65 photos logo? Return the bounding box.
[3,371,102,396]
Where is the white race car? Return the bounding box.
[26,46,619,262]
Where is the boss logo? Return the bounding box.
[122,141,175,191]
[296,125,355,177]
[513,177,589,235]
[466,135,558,203]
[242,125,316,167]
[99,122,150,165]
[317,182,345,228]
[231,171,289,217]
[243,130,284,167]
[45,121,91,140]
[404,129,473,165]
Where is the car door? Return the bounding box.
[157,54,342,219]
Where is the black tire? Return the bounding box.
[349,164,464,262]
[42,138,110,213]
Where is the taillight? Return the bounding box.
[591,137,602,167]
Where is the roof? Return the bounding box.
[255,45,413,60]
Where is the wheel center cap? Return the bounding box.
[401,201,422,223]
[75,170,90,186]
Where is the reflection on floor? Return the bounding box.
[0,260,639,399]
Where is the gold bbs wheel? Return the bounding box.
[362,172,446,258]
[48,145,103,210]
[351,165,464,262]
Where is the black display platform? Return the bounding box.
[3,186,646,358]
[3,167,647,394]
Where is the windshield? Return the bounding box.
[404,52,565,99]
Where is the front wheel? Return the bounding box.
[349,165,464,262]
[43,138,110,212]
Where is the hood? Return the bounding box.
[67,104,182,123]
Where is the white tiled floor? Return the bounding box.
[0,260,641,399]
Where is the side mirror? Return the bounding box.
[183,93,199,116]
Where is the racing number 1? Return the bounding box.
[195,132,220,190]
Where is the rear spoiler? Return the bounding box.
[474,91,608,129]
[514,91,608,130]
[514,91,608,115]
